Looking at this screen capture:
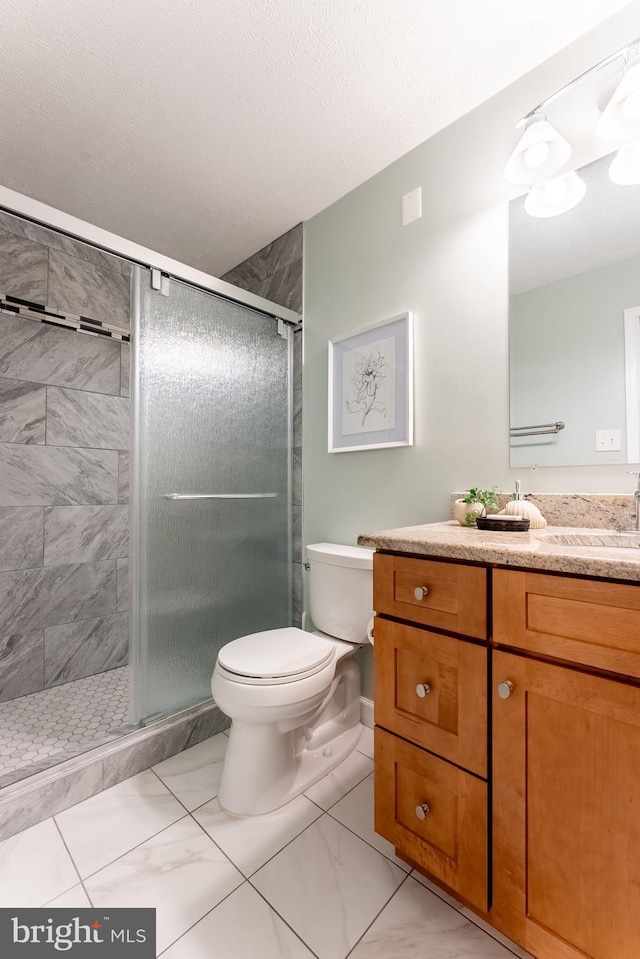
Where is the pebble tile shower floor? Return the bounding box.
[0,666,133,788]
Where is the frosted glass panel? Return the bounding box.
[132,269,291,723]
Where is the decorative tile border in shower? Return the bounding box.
[0,293,131,341]
[0,699,229,842]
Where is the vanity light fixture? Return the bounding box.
[504,115,572,185]
[524,170,586,218]
[509,36,640,215]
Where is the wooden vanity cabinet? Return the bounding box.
[372,552,489,911]
[374,548,640,959]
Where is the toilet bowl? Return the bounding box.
[211,543,374,816]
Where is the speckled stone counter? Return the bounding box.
[358,521,640,582]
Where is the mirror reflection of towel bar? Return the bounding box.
[163,493,277,500]
[510,421,565,438]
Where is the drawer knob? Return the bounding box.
[415,802,431,820]
[498,680,514,699]
[416,683,431,698]
[413,585,430,601]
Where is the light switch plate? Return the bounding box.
[402,187,422,226]
[595,429,621,451]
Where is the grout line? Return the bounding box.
[343,871,412,958]
[247,881,321,959]
[52,816,95,907]
[72,810,192,884]
[0,370,127,400]
[153,879,249,958]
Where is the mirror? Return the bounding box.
[509,152,640,467]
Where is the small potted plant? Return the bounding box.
[453,486,500,526]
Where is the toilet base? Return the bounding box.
[217,655,363,817]
[218,722,362,817]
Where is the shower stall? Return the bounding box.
[0,214,296,827]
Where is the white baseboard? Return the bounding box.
[360,696,374,728]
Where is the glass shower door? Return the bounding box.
[131,268,292,723]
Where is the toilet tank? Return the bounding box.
[306,543,374,644]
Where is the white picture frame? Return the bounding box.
[328,311,414,453]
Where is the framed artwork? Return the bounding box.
[328,311,413,453]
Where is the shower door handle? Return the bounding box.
[163,493,278,500]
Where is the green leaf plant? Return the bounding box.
[462,486,500,525]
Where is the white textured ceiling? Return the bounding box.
[0,0,635,275]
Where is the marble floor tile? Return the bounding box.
[0,560,117,633]
[44,505,128,565]
[0,376,46,444]
[46,386,129,451]
[0,314,121,394]
[0,506,44,571]
[456,907,534,959]
[304,748,373,810]
[152,734,228,812]
[0,442,118,505]
[0,817,78,907]
[193,793,322,877]
[252,815,406,959]
[0,229,48,303]
[120,344,130,397]
[0,628,44,702]
[56,768,186,878]
[85,817,243,955]
[329,774,410,871]
[162,880,314,959]
[356,724,374,759]
[349,875,515,958]
[116,558,129,611]
[46,884,93,908]
[48,248,131,330]
[118,452,129,504]
[44,612,128,686]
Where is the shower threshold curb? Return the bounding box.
[0,699,229,842]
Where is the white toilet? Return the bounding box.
[211,542,374,816]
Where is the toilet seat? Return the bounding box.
[217,627,335,685]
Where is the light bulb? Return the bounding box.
[523,141,550,169]
[525,171,586,218]
[623,89,640,119]
[543,178,567,204]
[609,138,640,185]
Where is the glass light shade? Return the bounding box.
[504,117,572,185]
[524,171,586,218]
[609,139,640,184]
[597,62,640,140]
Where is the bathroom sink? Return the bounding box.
[542,531,640,549]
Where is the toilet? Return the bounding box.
[211,542,374,816]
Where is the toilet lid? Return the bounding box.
[217,627,334,680]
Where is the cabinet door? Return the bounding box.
[375,618,487,776]
[493,650,640,959]
[375,727,488,912]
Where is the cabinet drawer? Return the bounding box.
[375,727,488,912]
[374,618,487,777]
[494,569,640,678]
[374,553,487,640]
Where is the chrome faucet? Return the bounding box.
[628,471,640,531]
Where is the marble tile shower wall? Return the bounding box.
[221,224,303,626]
[0,211,131,704]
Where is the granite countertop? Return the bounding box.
[357,521,640,582]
